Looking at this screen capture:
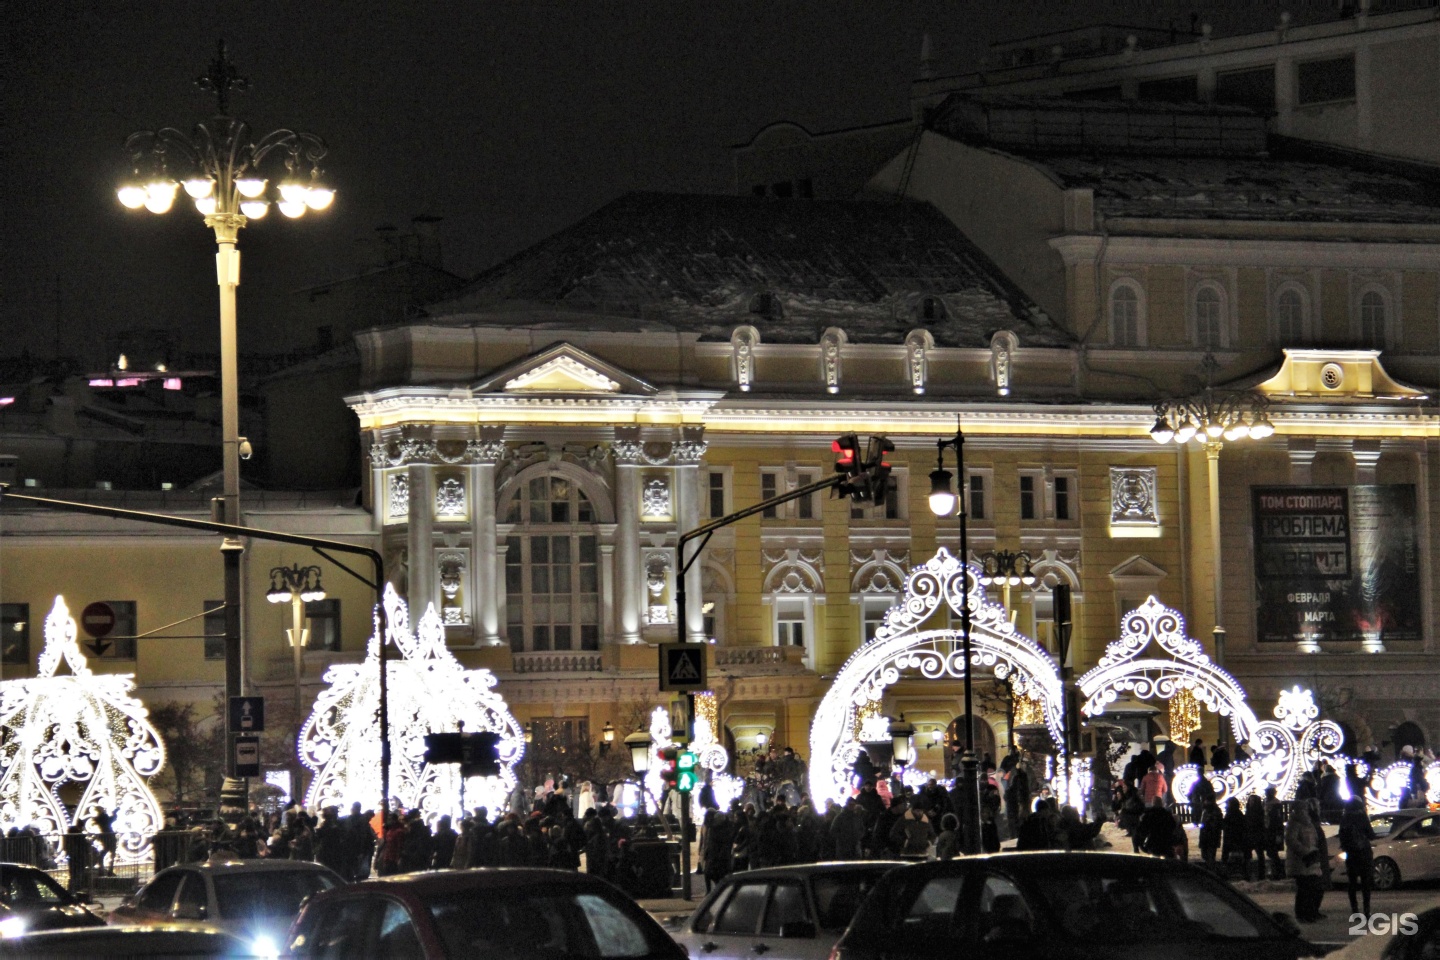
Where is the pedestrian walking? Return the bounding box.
[1139,763,1168,807]
[1339,796,1376,917]
[1188,738,1206,771]
[1286,798,1328,923]
[1197,796,1222,864]
[1262,787,1286,880]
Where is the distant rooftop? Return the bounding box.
[426,192,1069,347]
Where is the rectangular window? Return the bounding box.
[968,473,988,521]
[862,599,895,643]
[203,600,225,661]
[760,471,779,519]
[852,473,904,521]
[1216,65,1275,114]
[775,602,806,648]
[1297,55,1355,106]
[708,471,727,519]
[795,469,820,520]
[1054,476,1071,521]
[304,599,341,652]
[99,601,137,660]
[1019,476,1036,521]
[0,604,28,667]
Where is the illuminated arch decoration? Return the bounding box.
[807,548,1064,810]
[1081,600,1347,805]
[0,598,165,864]
[300,585,524,825]
[1365,759,1440,811]
[641,699,744,818]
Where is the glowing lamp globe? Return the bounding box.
[117,185,147,209]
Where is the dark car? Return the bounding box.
[829,851,1325,960]
[286,868,687,960]
[0,925,259,957]
[672,861,904,959]
[0,862,104,939]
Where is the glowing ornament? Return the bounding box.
[0,598,164,864]
[1169,686,1201,746]
[299,585,523,825]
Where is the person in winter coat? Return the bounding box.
[1188,738,1206,771]
[934,813,960,860]
[1116,782,1145,853]
[1262,787,1286,880]
[430,815,458,870]
[829,799,865,860]
[1058,805,1103,851]
[583,810,609,876]
[1004,764,1032,838]
[1286,798,1328,922]
[1210,743,1231,772]
[1221,798,1249,880]
[888,805,934,859]
[1243,795,1267,881]
[700,811,734,892]
[1197,797,1223,864]
[376,813,405,876]
[1338,797,1376,917]
[1139,799,1179,859]
[1139,764,1168,807]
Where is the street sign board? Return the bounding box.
[658,643,706,693]
[234,736,261,778]
[229,696,265,734]
[80,602,116,638]
[668,696,693,743]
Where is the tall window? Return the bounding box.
[760,471,780,519]
[775,599,806,648]
[707,471,727,519]
[760,468,820,520]
[795,469,820,520]
[966,472,989,522]
[851,473,902,521]
[304,599,342,651]
[1359,291,1388,348]
[1194,286,1223,349]
[1111,285,1141,347]
[1019,476,1037,521]
[1054,476,1072,521]
[98,601,137,660]
[1276,288,1306,344]
[505,475,601,652]
[203,600,225,661]
[862,597,896,643]
[0,604,28,667]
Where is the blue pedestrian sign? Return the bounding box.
[229,696,265,734]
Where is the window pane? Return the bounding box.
[578,537,597,563]
[0,604,31,666]
[554,626,572,651]
[551,501,570,523]
[709,473,726,518]
[977,874,1035,942]
[1055,477,1070,521]
[376,900,424,959]
[533,626,551,651]
[1030,872,1166,941]
[552,537,571,564]
[1297,55,1355,106]
[202,600,225,661]
[531,538,549,564]
[714,883,768,934]
[762,882,810,935]
[1166,874,1260,939]
[579,566,598,593]
[1019,477,1036,520]
[508,626,524,652]
[103,601,137,659]
[969,475,986,521]
[578,498,594,523]
[580,626,599,651]
[532,568,550,594]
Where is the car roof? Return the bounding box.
[164,859,343,876]
[719,861,907,881]
[331,867,623,895]
[880,851,1188,876]
[1372,809,1430,818]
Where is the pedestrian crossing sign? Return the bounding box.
[659,642,707,692]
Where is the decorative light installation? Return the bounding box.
[1366,759,1440,811]
[1013,693,1045,728]
[808,548,1064,810]
[689,693,744,813]
[1169,686,1202,747]
[0,598,165,864]
[300,585,523,825]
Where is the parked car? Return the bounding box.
[671,861,904,960]
[0,924,261,957]
[110,858,342,952]
[829,851,1324,960]
[286,868,686,959]
[1324,891,1440,960]
[1336,809,1440,891]
[0,862,104,939]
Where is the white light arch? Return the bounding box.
[807,548,1064,810]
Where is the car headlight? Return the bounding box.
[0,917,26,939]
[251,933,280,959]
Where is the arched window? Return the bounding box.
[1275,287,1306,344]
[1109,283,1143,347]
[1194,285,1224,349]
[504,474,600,652]
[1359,290,1388,348]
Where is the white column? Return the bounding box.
[408,462,435,614]
[600,540,617,644]
[675,428,708,643]
[1288,438,1317,485]
[613,432,643,643]
[470,434,506,646]
[1352,438,1382,485]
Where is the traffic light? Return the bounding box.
[832,433,862,482]
[676,750,698,792]
[423,732,463,765]
[864,435,895,506]
[658,744,681,790]
[461,731,501,778]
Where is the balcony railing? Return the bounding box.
[715,646,804,668]
[511,651,604,674]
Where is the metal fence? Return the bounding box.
[0,830,223,901]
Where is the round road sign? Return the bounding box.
[80,601,116,638]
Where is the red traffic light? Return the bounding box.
[832,434,860,475]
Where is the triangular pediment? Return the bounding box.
[1257,349,1428,401]
[1109,555,1168,581]
[472,342,657,396]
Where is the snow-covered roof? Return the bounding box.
[424,192,1069,348]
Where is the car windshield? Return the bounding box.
[1371,815,1407,839]
[0,869,69,905]
[1028,868,1265,942]
[427,886,670,959]
[812,870,891,931]
[212,870,337,921]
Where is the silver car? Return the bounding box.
[671,862,902,960]
[1336,809,1440,890]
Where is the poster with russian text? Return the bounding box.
[1252,485,1419,644]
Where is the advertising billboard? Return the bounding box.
[1252,485,1419,644]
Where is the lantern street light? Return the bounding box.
[927,422,982,854]
[888,715,915,770]
[266,564,325,725]
[978,549,1036,619]
[625,728,653,775]
[118,41,336,792]
[600,720,615,755]
[1149,382,1272,747]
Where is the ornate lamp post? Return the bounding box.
[927,425,982,854]
[118,42,334,788]
[265,564,326,720]
[1150,383,1272,746]
[888,715,915,774]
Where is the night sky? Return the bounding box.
[4,1,1321,362]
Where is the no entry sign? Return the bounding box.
[80,602,116,638]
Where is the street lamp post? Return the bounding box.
[119,42,334,789]
[927,425,981,854]
[265,564,325,721]
[1149,382,1273,748]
